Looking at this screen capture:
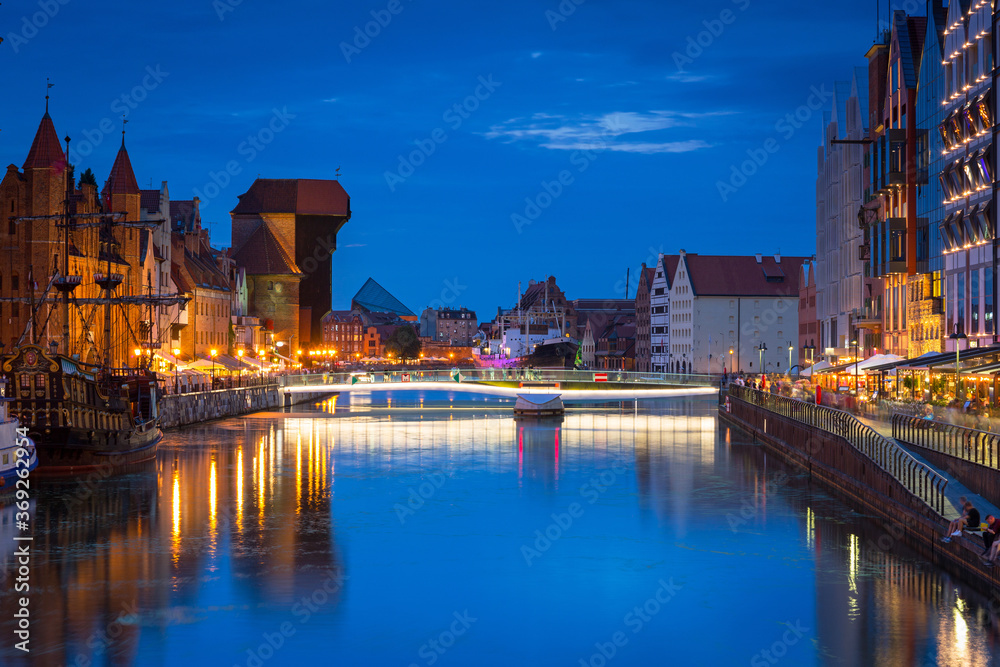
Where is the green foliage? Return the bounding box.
[79,168,97,188]
[384,325,421,363]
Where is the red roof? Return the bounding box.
[638,266,655,293]
[231,178,350,216]
[678,254,809,297]
[231,223,301,275]
[140,189,162,213]
[23,113,65,170]
[103,143,140,196]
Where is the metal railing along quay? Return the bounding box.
[279,368,719,388]
[892,414,1000,470]
[730,385,948,517]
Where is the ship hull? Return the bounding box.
[2,345,163,475]
[30,424,161,474]
[522,341,579,369]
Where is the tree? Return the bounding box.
[78,168,98,189]
[384,325,421,364]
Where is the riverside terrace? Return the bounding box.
[810,343,1000,406]
[722,384,1000,592]
[278,368,720,401]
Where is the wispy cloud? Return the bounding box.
[666,72,711,83]
[483,111,712,154]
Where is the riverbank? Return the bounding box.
[159,385,331,429]
[721,392,1000,594]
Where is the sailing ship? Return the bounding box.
[0,136,187,473]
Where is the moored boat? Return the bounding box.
[1,345,160,474]
[522,338,580,369]
[0,379,38,487]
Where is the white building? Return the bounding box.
[661,251,810,375]
[649,254,678,372]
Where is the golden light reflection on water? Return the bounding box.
[171,466,180,566]
[848,533,859,619]
[16,407,1000,665]
[236,448,244,529]
[209,456,217,555]
[805,507,815,551]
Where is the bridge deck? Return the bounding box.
[282,380,717,402]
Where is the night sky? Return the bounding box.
[3,0,887,319]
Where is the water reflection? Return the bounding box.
[725,431,1000,666]
[0,420,344,666]
[3,399,1000,664]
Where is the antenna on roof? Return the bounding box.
[335,165,342,179]
[45,77,53,113]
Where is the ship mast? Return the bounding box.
[51,135,82,357]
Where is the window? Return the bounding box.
[12,274,18,291]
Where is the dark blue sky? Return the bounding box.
[3,0,888,318]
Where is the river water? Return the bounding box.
[2,392,999,666]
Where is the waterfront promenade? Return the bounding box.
[724,385,1000,590]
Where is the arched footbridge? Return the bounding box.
[278,368,719,402]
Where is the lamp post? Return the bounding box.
[237,348,244,387]
[850,338,858,395]
[949,325,968,401]
[173,347,181,394]
[729,347,734,375]
[787,341,793,378]
[757,342,767,377]
[210,348,218,387]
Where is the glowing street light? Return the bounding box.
[210,348,218,386]
[173,347,181,393]
[237,348,244,387]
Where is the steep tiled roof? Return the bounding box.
[23,112,65,170]
[677,254,809,297]
[231,223,301,275]
[351,278,414,317]
[170,200,199,231]
[172,234,231,292]
[102,143,140,197]
[140,189,161,214]
[638,266,655,293]
[231,178,350,216]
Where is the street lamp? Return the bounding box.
[787,341,793,378]
[729,348,734,375]
[949,325,968,401]
[850,338,858,394]
[757,342,767,377]
[210,348,218,386]
[237,348,244,387]
[173,347,181,394]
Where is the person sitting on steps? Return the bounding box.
[980,515,1000,564]
[941,497,980,543]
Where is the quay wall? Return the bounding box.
[159,385,332,429]
[722,396,1000,592]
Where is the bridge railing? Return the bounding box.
[730,385,948,517]
[278,368,719,388]
[892,413,1000,470]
